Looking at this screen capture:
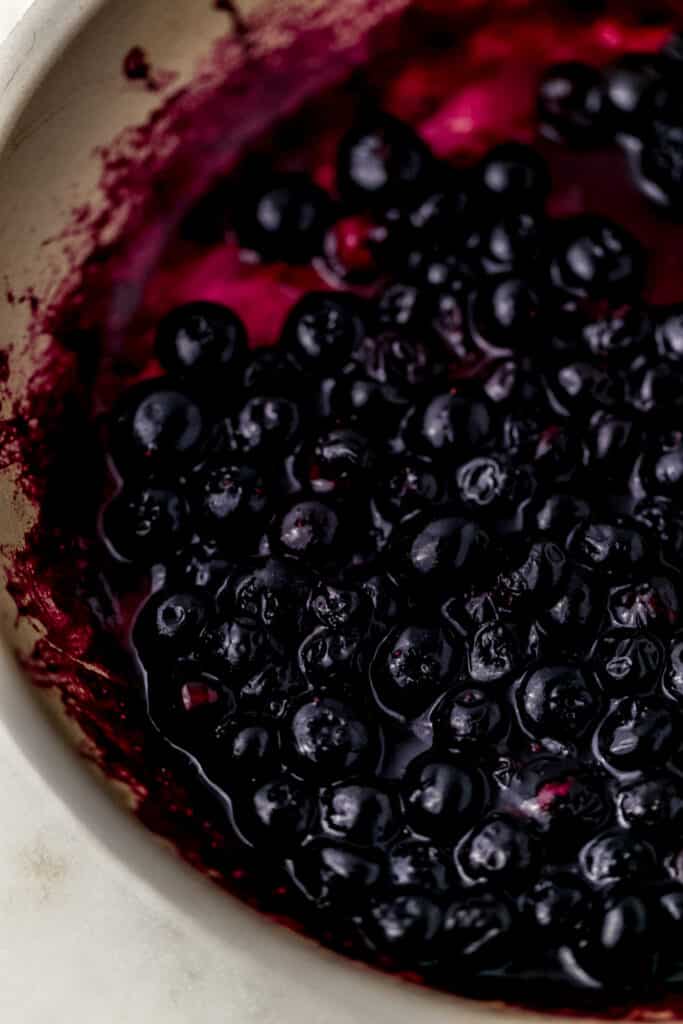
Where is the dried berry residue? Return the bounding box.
[6,0,683,1017]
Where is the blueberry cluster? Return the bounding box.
[102,46,683,1001]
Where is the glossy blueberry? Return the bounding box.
[538,62,607,146]
[640,431,683,499]
[476,210,543,274]
[457,815,538,887]
[414,390,494,459]
[302,427,373,495]
[292,839,384,906]
[535,493,591,536]
[582,304,651,361]
[201,618,270,681]
[371,623,459,716]
[273,500,341,564]
[231,395,300,458]
[320,781,400,845]
[470,277,539,352]
[109,380,204,472]
[337,113,433,208]
[289,698,372,778]
[134,589,209,665]
[103,485,188,563]
[443,894,515,972]
[361,892,442,964]
[147,670,235,755]
[506,756,610,840]
[389,839,451,891]
[617,774,683,832]
[433,689,506,752]
[516,664,602,742]
[191,459,267,538]
[550,215,644,299]
[297,627,361,689]
[232,558,311,633]
[476,142,550,205]
[655,304,683,361]
[239,662,308,718]
[373,455,441,521]
[237,173,333,262]
[394,513,491,588]
[580,830,658,886]
[495,541,566,613]
[283,292,366,371]
[594,631,662,695]
[568,522,646,574]
[308,581,364,630]
[468,623,522,684]
[454,454,517,513]
[155,302,246,381]
[242,774,315,845]
[526,874,591,939]
[404,755,488,841]
[604,53,665,137]
[597,696,679,773]
[607,577,679,631]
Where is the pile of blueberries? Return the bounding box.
[101,32,683,1002]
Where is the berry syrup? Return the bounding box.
[8,0,683,1014]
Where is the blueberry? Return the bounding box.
[538,62,607,146]
[468,623,522,684]
[414,390,494,459]
[476,210,544,275]
[539,569,600,646]
[580,830,658,886]
[457,815,538,887]
[665,633,683,700]
[376,282,422,332]
[371,623,459,717]
[308,581,364,629]
[548,361,623,416]
[582,304,651,361]
[597,696,679,773]
[353,332,436,391]
[433,689,506,752]
[506,756,610,840]
[394,513,491,588]
[201,618,270,681]
[319,781,400,845]
[147,669,235,756]
[594,631,663,695]
[282,292,366,371]
[550,215,644,299]
[231,395,301,459]
[526,874,590,939]
[237,173,333,262]
[584,411,639,480]
[607,577,679,631]
[297,627,361,689]
[241,774,315,845]
[404,755,488,840]
[637,115,683,211]
[495,541,566,613]
[291,839,384,906]
[604,54,665,138]
[337,113,433,208]
[443,894,515,971]
[516,664,602,742]
[155,302,246,381]
[476,142,551,205]
[289,698,372,778]
[274,500,341,564]
[617,774,683,832]
[634,497,683,564]
[568,522,646,574]
[134,589,209,666]
[454,454,517,513]
[220,719,280,782]
[470,277,539,353]
[361,892,443,964]
[535,493,591,536]
[389,839,451,891]
[102,485,188,563]
[301,427,374,496]
[373,455,442,521]
[640,431,683,499]
[109,380,205,473]
[173,538,232,593]
[191,459,267,539]
[570,890,659,989]
[239,662,308,718]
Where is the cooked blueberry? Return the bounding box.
[535,493,591,536]
[506,756,610,840]
[476,142,550,204]
[109,380,204,472]
[433,689,506,752]
[283,292,366,370]
[468,623,522,684]
[404,755,488,840]
[239,662,308,718]
[538,62,607,146]
[597,696,679,773]
[580,830,658,886]
[289,698,372,778]
[454,454,517,512]
[665,633,683,700]
[231,395,300,458]
[638,115,683,211]
[353,331,435,391]
[201,618,270,680]
[548,361,623,416]
[292,839,384,905]
[237,173,333,261]
[361,892,442,963]
[134,589,209,665]
[103,485,188,563]
[155,302,246,381]
[443,894,515,971]
[640,431,683,499]
[371,623,459,716]
[516,664,602,742]
[533,425,587,484]
[394,513,491,588]
[191,459,267,538]
[594,631,663,695]
[308,581,363,629]
[539,569,600,646]
[389,839,451,891]
[582,304,651,361]
[495,540,566,613]
[232,558,311,633]
[526,874,590,939]
[568,522,646,574]
[550,215,644,299]
[476,210,543,274]
[274,500,340,563]
[584,411,639,480]
[635,496,683,564]
[457,815,538,886]
[337,113,433,208]
[604,53,665,138]
[655,304,683,361]
[373,455,441,521]
[297,627,361,688]
[607,577,679,631]
[215,719,280,783]
[320,781,400,845]
[470,277,539,352]
[570,890,658,989]
[414,390,494,458]
[241,775,315,845]
[376,281,422,332]
[174,538,232,593]
[617,774,683,832]
[301,427,373,495]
